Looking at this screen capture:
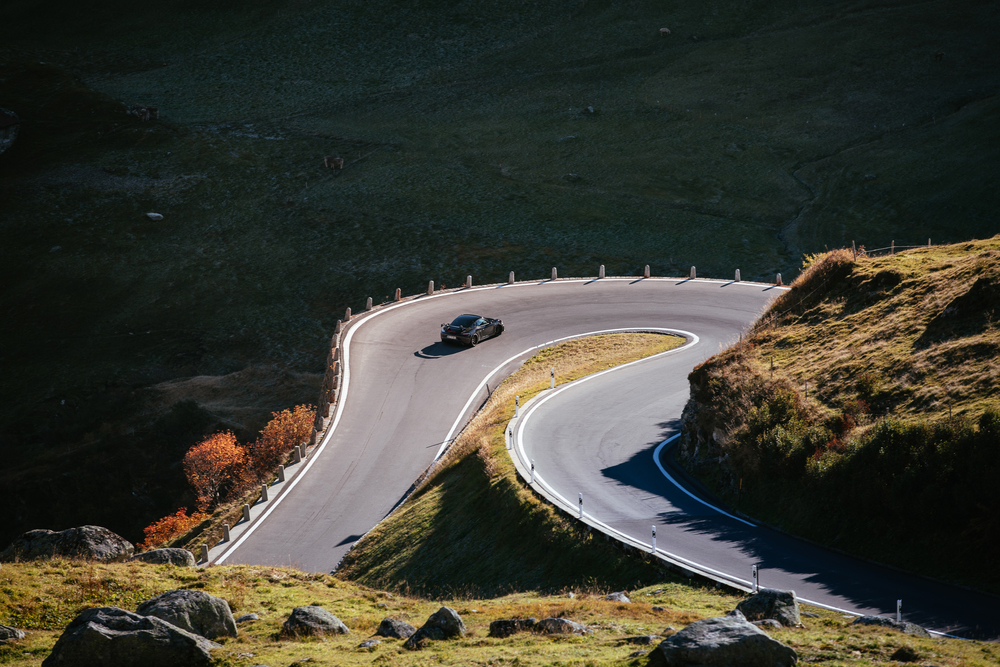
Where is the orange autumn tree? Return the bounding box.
[248,404,315,481]
[183,431,252,509]
[139,507,208,551]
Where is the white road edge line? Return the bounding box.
[214,278,783,564]
[653,435,756,527]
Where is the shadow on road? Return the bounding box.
[414,342,466,359]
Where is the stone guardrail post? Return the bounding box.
[735,269,741,282]
[261,484,268,502]
[277,464,285,482]
[598,264,605,279]
[243,504,251,522]
[428,280,434,295]
[200,544,209,562]
[466,274,472,288]
[344,306,352,321]
[508,271,514,284]
[223,523,230,542]
[644,265,650,278]
[394,287,401,301]
[690,266,696,279]
[366,297,373,311]
[551,267,557,280]
[776,273,782,286]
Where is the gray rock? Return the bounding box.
[630,650,649,658]
[136,589,237,639]
[403,607,465,650]
[41,606,219,667]
[736,588,801,627]
[375,618,416,639]
[1,526,134,563]
[489,618,537,638]
[146,213,164,221]
[801,612,820,618]
[130,549,196,567]
[851,615,930,638]
[651,610,797,667]
[358,639,380,650]
[535,617,590,635]
[890,645,921,662]
[0,624,25,643]
[236,614,259,624]
[282,606,349,638]
[604,591,631,603]
[752,619,783,629]
[652,606,666,612]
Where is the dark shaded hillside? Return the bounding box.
[1,0,998,545]
[678,238,1000,593]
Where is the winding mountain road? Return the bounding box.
[211,277,997,639]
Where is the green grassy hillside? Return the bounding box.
[678,237,1000,593]
[1,0,998,544]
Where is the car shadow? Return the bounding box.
[414,342,466,359]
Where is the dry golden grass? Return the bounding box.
[2,559,998,667]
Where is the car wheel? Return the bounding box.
[496,324,504,337]
[470,333,480,347]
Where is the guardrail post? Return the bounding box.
[366,297,373,311]
[897,600,902,623]
[394,287,401,302]
[551,267,557,280]
[852,240,857,260]
[335,318,343,333]
[579,492,584,519]
[927,238,931,247]
[200,544,209,563]
[690,266,696,279]
[243,504,251,522]
[277,464,285,482]
[223,524,230,542]
[515,395,519,418]
[752,564,759,592]
[598,264,605,279]
[891,240,895,255]
[293,446,301,464]
[550,367,555,389]
[300,443,307,460]
[651,525,656,554]
[344,307,352,321]
[530,459,535,484]
[776,273,782,286]
[508,271,515,284]
[466,274,472,288]
[644,265,650,278]
[735,269,741,282]
[261,484,268,502]
[428,280,434,295]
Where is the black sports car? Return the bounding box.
[440,314,504,346]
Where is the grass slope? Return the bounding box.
[5,559,998,667]
[678,237,1000,592]
[1,0,998,545]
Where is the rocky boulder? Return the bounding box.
[489,618,537,638]
[536,618,590,635]
[136,590,237,639]
[1,526,133,563]
[650,610,797,667]
[130,549,196,567]
[604,591,631,603]
[281,606,349,638]
[736,588,801,627]
[403,607,465,650]
[41,606,219,667]
[375,618,416,639]
[851,615,930,638]
[0,625,25,643]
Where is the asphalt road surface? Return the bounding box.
[215,278,776,571]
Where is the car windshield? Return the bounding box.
[450,315,480,327]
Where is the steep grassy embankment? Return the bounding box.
[678,237,1000,593]
[338,333,684,596]
[1,0,998,548]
